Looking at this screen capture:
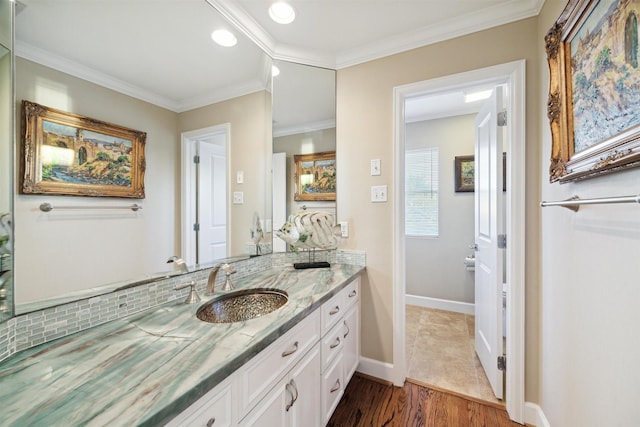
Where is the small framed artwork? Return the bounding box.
[21,101,146,198]
[546,0,640,182]
[454,153,507,192]
[454,155,475,192]
[294,151,336,201]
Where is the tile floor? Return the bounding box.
[405,304,502,405]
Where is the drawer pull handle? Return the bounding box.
[330,379,341,393]
[330,337,341,349]
[348,290,357,298]
[206,417,216,427]
[343,320,350,339]
[329,306,340,315]
[281,341,299,358]
[286,379,299,411]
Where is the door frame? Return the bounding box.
[392,60,525,423]
[181,123,231,266]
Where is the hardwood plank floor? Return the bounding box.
[328,374,524,427]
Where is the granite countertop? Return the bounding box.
[0,264,364,426]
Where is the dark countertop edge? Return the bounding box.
[142,268,364,426]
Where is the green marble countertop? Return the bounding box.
[0,264,364,426]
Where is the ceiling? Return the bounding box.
[15,0,545,116]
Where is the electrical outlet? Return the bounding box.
[371,185,387,202]
[233,192,244,204]
[340,221,349,238]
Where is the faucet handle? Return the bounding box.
[174,280,201,304]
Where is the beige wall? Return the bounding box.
[537,1,640,425]
[177,91,272,256]
[336,16,541,400]
[405,114,475,303]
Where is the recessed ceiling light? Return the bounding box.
[211,29,237,47]
[269,2,296,24]
[465,90,492,103]
[272,65,281,77]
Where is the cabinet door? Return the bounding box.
[288,345,321,427]
[238,378,288,427]
[343,305,359,384]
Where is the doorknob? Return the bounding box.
[469,243,478,251]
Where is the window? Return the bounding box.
[405,147,439,237]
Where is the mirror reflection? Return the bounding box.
[271,60,336,252]
[0,0,13,322]
[13,0,271,312]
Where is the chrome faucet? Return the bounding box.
[205,263,236,296]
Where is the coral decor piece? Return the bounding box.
[275,211,340,253]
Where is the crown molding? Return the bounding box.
[273,119,336,138]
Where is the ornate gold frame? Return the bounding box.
[21,101,146,198]
[294,151,336,201]
[546,0,640,183]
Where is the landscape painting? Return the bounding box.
[570,0,640,153]
[546,0,640,182]
[294,151,336,201]
[21,101,146,198]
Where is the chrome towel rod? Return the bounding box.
[540,195,640,212]
[39,202,142,212]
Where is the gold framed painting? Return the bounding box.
[21,101,146,198]
[546,0,640,183]
[294,151,336,201]
[454,155,475,192]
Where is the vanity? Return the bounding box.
[0,262,363,426]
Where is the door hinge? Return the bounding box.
[193,155,200,164]
[498,355,506,371]
[497,110,507,127]
[193,223,200,232]
[498,234,507,249]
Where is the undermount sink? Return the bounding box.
[196,288,289,323]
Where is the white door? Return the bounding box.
[474,86,505,400]
[198,140,227,263]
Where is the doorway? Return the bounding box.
[392,61,526,423]
[181,124,230,266]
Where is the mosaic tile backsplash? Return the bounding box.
[0,250,364,364]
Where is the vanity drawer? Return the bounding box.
[344,277,360,311]
[321,319,344,369]
[322,353,344,424]
[238,309,320,416]
[321,291,343,336]
[166,374,235,427]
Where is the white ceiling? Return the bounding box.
[15,0,545,117]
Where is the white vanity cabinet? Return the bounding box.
[166,276,360,427]
[320,277,360,424]
[239,344,321,427]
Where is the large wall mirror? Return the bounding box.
[272,60,336,252]
[0,0,14,322]
[9,1,337,315]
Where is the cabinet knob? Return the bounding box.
[330,379,341,393]
[348,290,357,298]
[329,306,340,315]
[206,417,215,427]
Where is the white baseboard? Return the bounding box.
[405,294,475,315]
[524,402,551,427]
[356,356,397,384]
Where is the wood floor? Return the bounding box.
[327,374,523,427]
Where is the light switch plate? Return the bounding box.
[370,159,381,176]
[236,171,244,184]
[233,191,244,204]
[340,221,349,238]
[371,185,387,202]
